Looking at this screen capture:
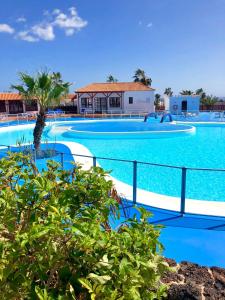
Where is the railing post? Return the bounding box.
[60,152,64,169]
[133,160,137,205]
[181,167,187,214]
[93,156,97,167]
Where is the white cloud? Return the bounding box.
[65,28,75,36]
[17,31,39,42]
[69,7,77,16]
[147,22,153,28]
[138,21,142,26]
[0,23,14,34]
[0,6,87,42]
[32,24,55,41]
[17,17,26,23]
[53,7,88,32]
[17,23,55,42]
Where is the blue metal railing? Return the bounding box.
[47,151,225,217]
[1,144,225,217]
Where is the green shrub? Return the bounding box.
[0,152,171,299]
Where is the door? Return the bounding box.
[181,100,187,112]
[95,97,107,113]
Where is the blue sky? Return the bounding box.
[0,0,225,96]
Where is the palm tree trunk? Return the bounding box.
[33,110,46,151]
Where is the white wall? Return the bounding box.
[77,90,155,113]
[123,91,155,113]
[163,95,170,111]
[168,96,200,113]
[78,93,93,113]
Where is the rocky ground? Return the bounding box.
[162,259,225,300]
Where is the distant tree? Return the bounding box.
[106,75,118,83]
[201,95,218,109]
[133,69,152,86]
[195,88,206,100]
[164,87,173,96]
[154,93,161,109]
[195,88,203,95]
[180,90,194,95]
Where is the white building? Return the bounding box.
[76,82,155,114]
[164,95,200,114]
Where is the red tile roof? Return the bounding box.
[0,93,23,101]
[76,82,155,93]
[0,93,76,101]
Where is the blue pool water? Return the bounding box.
[1,119,225,202]
[69,120,192,132]
[1,119,225,267]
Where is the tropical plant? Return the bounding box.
[195,88,203,95]
[201,95,218,109]
[180,90,193,95]
[195,88,206,100]
[164,88,173,96]
[133,69,152,86]
[0,152,171,299]
[154,93,161,109]
[12,71,70,152]
[106,75,118,83]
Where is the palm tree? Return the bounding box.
[201,95,218,109]
[180,90,193,95]
[133,69,152,86]
[154,93,161,109]
[164,87,173,96]
[12,71,70,151]
[195,88,206,100]
[195,88,203,95]
[106,75,118,83]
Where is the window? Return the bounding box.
[109,97,120,108]
[129,97,133,104]
[81,98,92,108]
[25,100,38,111]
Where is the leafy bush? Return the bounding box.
[0,152,171,299]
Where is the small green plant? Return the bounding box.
[16,136,57,159]
[16,135,32,154]
[0,152,171,299]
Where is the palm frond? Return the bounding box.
[18,73,36,91]
[11,84,27,95]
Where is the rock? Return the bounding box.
[166,282,202,300]
[164,258,177,267]
[163,258,225,300]
[178,261,213,286]
[211,266,225,289]
[162,258,184,284]
[203,286,225,300]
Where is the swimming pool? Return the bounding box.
[1,119,225,209]
[63,119,195,139]
[2,119,225,268]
